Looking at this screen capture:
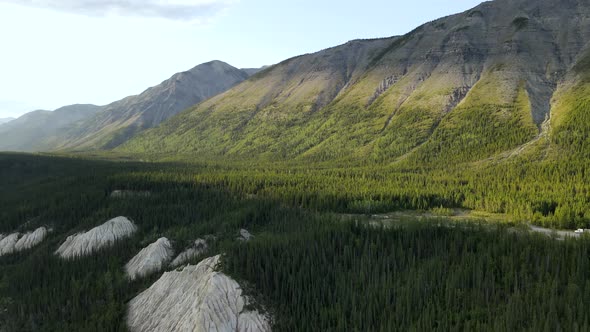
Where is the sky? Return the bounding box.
[0,0,484,118]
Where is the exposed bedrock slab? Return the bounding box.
[55,216,137,259]
[127,255,271,332]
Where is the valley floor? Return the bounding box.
[1,153,589,331]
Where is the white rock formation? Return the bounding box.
[0,227,48,256]
[0,233,19,256]
[15,227,48,252]
[237,229,253,242]
[55,216,137,259]
[170,238,208,267]
[126,237,174,280]
[127,255,271,332]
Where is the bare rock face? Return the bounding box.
[55,216,137,259]
[170,238,208,268]
[126,237,174,280]
[127,255,271,332]
[0,227,48,256]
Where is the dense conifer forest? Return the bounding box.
[1,153,590,331]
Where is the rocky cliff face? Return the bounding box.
[127,255,271,332]
[121,0,590,163]
[125,237,174,280]
[55,216,137,259]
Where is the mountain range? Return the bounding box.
[120,0,590,165]
[0,61,259,152]
[3,0,590,166]
[0,105,101,152]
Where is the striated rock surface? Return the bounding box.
[0,227,48,256]
[0,233,19,256]
[126,237,174,280]
[170,238,208,267]
[127,255,271,332]
[55,216,137,259]
[14,227,48,252]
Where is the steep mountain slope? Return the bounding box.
[0,105,100,152]
[57,60,251,150]
[122,0,590,164]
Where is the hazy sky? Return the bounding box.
[0,0,484,118]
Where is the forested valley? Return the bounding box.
[1,153,590,331]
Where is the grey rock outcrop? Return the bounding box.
[55,216,137,259]
[127,255,271,332]
[237,229,253,242]
[170,238,208,267]
[125,237,174,280]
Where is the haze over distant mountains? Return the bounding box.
[0,105,101,152]
[0,61,261,152]
[2,0,590,166]
[0,118,14,125]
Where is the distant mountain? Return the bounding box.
[0,61,251,152]
[121,0,590,164]
[0,117,14,125]
[241,66,269,76]
[54,60,251,150]
[0,105,100,152]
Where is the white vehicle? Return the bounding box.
[575,229,585,234]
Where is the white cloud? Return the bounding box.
[0,0,236,22]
